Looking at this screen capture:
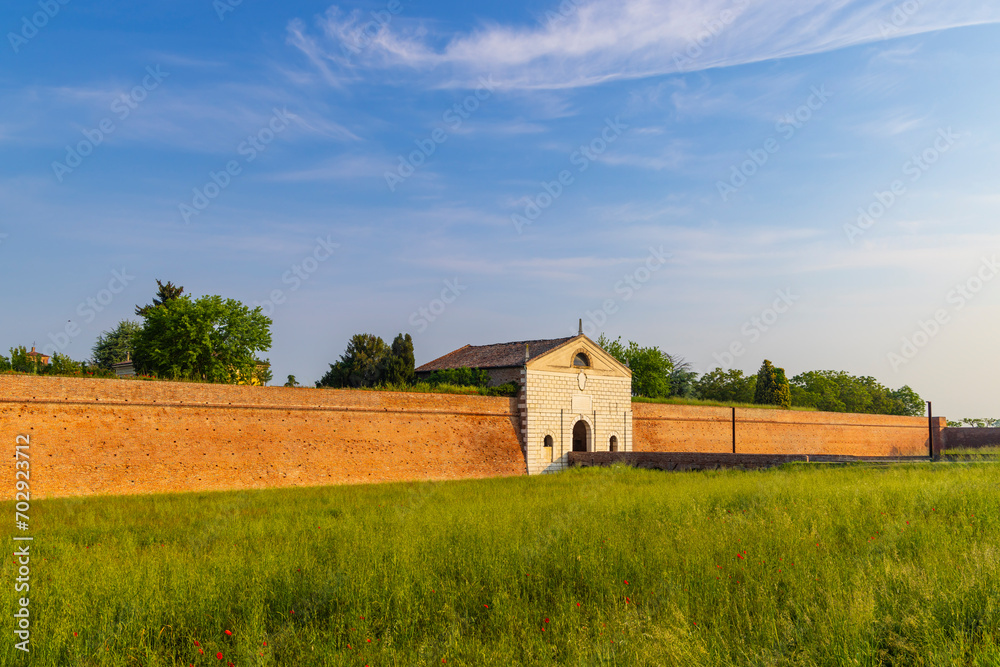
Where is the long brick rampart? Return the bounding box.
[0,376,525,499]
[633,403,943,457]
[0,376,948,499]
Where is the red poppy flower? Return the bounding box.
[544,618,549,623]
[225,630,232,636]
[216,652,223,660]
[194,641,200,647]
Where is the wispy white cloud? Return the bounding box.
[267,154,389,181]
[288,0,1000,90]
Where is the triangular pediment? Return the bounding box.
[525,334,631,378]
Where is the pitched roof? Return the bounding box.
[416,336,577,372]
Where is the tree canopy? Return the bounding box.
[92,320,142,370]
[132,294,272,383]
[754,360,791,408]
[316,333,416,388]
[382,333,416,385]
[596,334,673,398]
[135,279,185,317]
[790,370,924,416]
[694,368,757,404]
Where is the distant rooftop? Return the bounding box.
[416,336,577,372]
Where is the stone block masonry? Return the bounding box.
[0,376,525,499]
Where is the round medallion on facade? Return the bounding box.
[578,371,587,390]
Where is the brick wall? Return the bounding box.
[942,427,1000,450]
[0,376,950,501]
[0,376,525,500]
[633,403,941,457]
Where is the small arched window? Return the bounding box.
[573,352,590,367]
[543,435,554,448]
[609,435,619,452]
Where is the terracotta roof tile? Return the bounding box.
[416,336,576,372]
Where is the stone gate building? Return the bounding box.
[416,330,633,474]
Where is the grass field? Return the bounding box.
[4,463,999,666]
[942,446,1000,461]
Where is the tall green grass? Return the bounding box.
[3,463,998,665]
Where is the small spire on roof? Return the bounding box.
[578,318,583,335]
[524,343,529,363]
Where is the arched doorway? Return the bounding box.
[572,420,590,452]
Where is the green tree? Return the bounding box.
[0,353,10,372]
[135,279,185,317]
[596,334,673,398]
[46,352,82,376]
[789,370,846,412]
[284,374,299,387]
[694,368,757,403]
[9,346,39,374]
[316,333,390,388]
[889,385,925,417]
[666,354,698,398]
[381,333,415,385]
[253,361,272,386]
[92,320,142,370]
[754,360,791,408]
[132,295,272,383]
[789,370,924,416]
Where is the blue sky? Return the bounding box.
[2,0,998,418]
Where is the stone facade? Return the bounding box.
[521,336,633,474]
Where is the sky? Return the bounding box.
[1,0,998,419]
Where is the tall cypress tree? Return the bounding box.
[754,359,791,408]
[382,333,415,385]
